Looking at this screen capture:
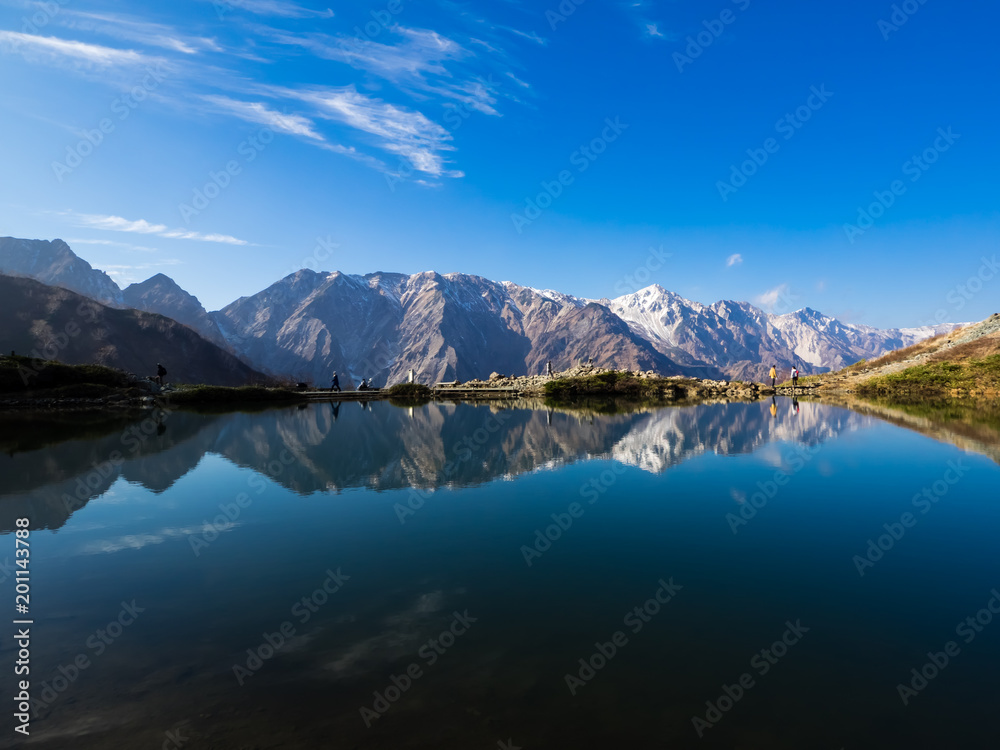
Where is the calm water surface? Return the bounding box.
[1,398,998,749]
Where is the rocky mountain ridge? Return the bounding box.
[0,236,959,385]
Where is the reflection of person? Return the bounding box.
[792,397,800,415]
[769,364,777,388]
[770,396,777,418]
[331,372,340,393]
[330,402,340,422]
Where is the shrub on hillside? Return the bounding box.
[386,383,432,405]
[0,355,129,393]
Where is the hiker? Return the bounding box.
[331,371,340,393]
[792,367,799,389]
[546,361,553,377]
[156,363,167,386]
[358,378,368,391]
[407,368,415,384]
[769,364,777,388]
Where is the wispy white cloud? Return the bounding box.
[58,11,222,55]
[66,238,159,253]
[756,283,790,310]
[267,26,503,115]
[726,253,743,267]
[286,86,458,176]
[4,5,529,183]
[80,525,215,554]
[645,22,665,38]
[200,0,333,19]
[0,30,155,68]
[60,212,250,245]
[75,214,167,234]
[494,26,547,46]
[202,95,325,140]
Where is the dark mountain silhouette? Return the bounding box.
[0,275,269,387]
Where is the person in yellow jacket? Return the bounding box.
[768,364,777,387]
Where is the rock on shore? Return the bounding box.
[437,364,777,400]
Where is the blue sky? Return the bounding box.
[0,0,997,328]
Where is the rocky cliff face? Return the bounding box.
[1,237,958,385]
[602,285,958,381]
[212,271,699,385]
[0,237,124,308]
[123,273,229,348]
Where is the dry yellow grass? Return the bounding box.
[926,331,1000,364]
[862,331,954,369]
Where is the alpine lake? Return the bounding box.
[1,395,999,749]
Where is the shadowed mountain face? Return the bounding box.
[0,237,123,308]
[0,399,866,531]
[122,273,229,349]
[0,275,268,387]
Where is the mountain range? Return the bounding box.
[0,236,957,385]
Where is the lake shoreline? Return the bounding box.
[3,358,997,412]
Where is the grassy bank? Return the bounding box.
[857,354,1000,395]
[857,396,1000,431]
[0,355,129,393]
[544,371,686,401]
[386,382,432,405]
[0,355,304,409]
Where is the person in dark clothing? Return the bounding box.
[357,379,368,391]
[331,372,341,393]
[156,363,167,386]
[792,367,799,390]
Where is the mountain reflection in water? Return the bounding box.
[0,399,865,531]
[1,398,999,749]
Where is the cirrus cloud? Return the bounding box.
[59,212,250,245]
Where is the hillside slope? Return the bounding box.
[814,314,1000,395]
[0,275,270,387]
[123,273,230,348]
